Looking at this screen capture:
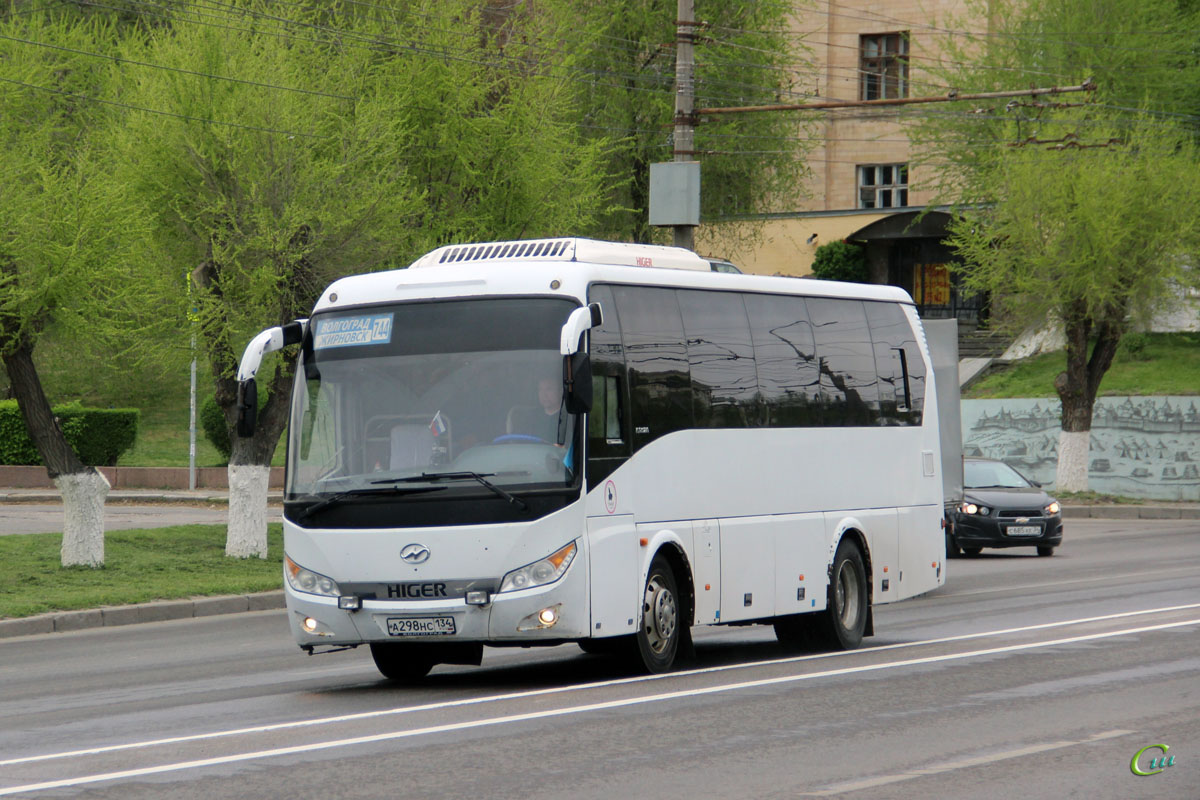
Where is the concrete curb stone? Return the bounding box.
[0,591,285,640]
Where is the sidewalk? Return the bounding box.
[0,488,283,504]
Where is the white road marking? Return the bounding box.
[2,602,1198,769]
[799,729,1134,796]
[0,617,1196,796]
[925,566,1198,599]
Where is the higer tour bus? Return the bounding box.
[235,238,946,681]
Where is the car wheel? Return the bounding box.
[945,531,961,558]
[815,538,868,650]
[962,546,982,557]
[632,554,681,673]
[1037,546,1055,557]
[370,643,435,682]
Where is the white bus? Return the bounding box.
[236,238,946,680]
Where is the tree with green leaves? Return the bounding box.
[0,10,148,567]
[113,0,608,556]
[914,0,1200,491]
[546,0,811,246]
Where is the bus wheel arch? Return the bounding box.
[631,542,694,672]
[824,529,872,646]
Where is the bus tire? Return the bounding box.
[369,643,435,682]
[633,554,681,673]
[817,538,868,650]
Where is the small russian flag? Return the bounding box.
[429,411,447,437]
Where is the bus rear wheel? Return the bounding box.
[369,643,435,682]
[633,554,681,673]
[816,538,868,650]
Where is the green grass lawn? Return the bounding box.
[965,332,1200,399]
[0,524,283,618]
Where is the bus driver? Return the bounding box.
[508,376,564,443]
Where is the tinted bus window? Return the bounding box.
[586,284,631,486]
[612,286,692,450]
[865,300,925,425]
[807,298,880,426]
[745,293,820,427]
[677,289,759,428]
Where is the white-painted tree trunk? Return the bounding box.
[1055,429,1090,493]
[226,463,270,559]
[56,470,110,568]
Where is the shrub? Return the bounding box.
[810,240,868,283]
[0,400,139,466]
[200,393,271,464]
[1117,331,1149,361]
[200,396,232,463]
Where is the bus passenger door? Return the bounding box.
[586,515,639,638]
[691,519,720,624]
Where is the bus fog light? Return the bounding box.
[338,595,362,611]
[517,604,562,631]
[465,590,490,606]
[302,617,319,633]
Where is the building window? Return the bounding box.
[858,164,908,209]
[861,33,908,100]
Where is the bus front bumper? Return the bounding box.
[284,559,589,648]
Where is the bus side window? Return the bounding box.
[806,298,881,427]
[612,285,691,451]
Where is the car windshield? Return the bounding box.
[963,460,1032,489]
[287,297,581,500]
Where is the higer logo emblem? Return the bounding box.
[400,544,431,564]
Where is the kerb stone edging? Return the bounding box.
[0,591,285,639]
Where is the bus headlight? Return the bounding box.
[285,555,341,598]
[499,541,577,593]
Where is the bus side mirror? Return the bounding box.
[560,303,603,356]
[564,352,592,414]
[236,378,257,438]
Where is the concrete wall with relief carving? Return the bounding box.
[961,397,1200,501]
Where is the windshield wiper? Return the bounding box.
[373,471,529,512]
[296,485,446,522]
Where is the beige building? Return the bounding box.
[711,1,986,325]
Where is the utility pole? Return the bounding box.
[672,0,696,250]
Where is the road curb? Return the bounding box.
[0,591,286,640]
[1062,505,1200,520]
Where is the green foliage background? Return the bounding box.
[810,241,868,283]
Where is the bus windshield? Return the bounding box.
[287,297,582,507]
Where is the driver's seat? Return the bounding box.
[389,424,435,470]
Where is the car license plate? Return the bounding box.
[1006,525,1042,537]
[386,616,456,637]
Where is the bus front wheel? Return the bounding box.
[817,538,868,650]
[369,643,435,682]
[633,554,681,673]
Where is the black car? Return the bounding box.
[947,458,1063,557]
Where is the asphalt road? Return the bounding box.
[1,519,1197,799]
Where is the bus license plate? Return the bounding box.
[386,616,457,637]
[1007,525,1041,537]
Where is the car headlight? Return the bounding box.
[959,502,990,516]
[1044,501,1061,515]
[285,555,341,598]
[499,541,577,593]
